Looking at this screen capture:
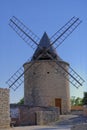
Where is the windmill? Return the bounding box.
[6,16,85,114]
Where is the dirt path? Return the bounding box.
[0,125,71,130]
[55,115,87,125]
[1,115,87,130]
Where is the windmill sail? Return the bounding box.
[6,66,24,91]
[48,58,85,88]
[50,16,82,49]
[6,55,43,91]
[45,16,84,88]
[7,16,84,90]
[68,66,85,88]
[9,16,40,50]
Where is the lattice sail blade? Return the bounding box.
[69,66,85,88]
[6,53,43,91]
[50,16,82,49]
[6,66,24,91]
[9,16,40,50]
[6,61,35,91]
[49,61,84,88]
[46,52,84,88]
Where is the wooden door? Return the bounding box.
[55,98,62,114]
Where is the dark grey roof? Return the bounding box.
[31,32,61,61]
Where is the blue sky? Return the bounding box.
[0,0,87,103]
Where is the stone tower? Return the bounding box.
[24,32,71,114]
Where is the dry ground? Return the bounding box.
[1,115,87,130]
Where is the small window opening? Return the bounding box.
[33,72,36,75]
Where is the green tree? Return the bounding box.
[75,97,83,106]
[82,92,87,105]
[17,97,24,104]
[71,96,83,106]
[71,96,76,106]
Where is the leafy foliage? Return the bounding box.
[82,92,87,105]
[17,97,24,104]
[71,96,83,106]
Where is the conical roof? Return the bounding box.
[31,32,61,61]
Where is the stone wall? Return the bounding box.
[0,88,10,128]
[83,105,87,116]
[10,104,59,126]
[71,106,83,111]
[36,108,59,125]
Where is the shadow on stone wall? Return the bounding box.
[10,104,59,126]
